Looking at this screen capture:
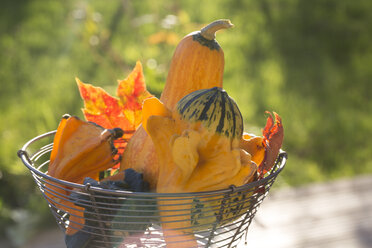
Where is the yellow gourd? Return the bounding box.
[141,88,257,247]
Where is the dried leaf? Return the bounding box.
[259,112,284,176]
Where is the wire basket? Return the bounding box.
[18,130,287,248]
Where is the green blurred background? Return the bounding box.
[1,0,371,246]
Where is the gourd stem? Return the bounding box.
[200,19,234,40]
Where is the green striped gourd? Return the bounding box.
[175,87,243,140]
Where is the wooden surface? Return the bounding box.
[241,175,372,248]
[6,175,372,248]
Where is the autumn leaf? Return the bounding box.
[76,78,129,130]
[77,61,152,132]
[259,111,284,177]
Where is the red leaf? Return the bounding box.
[259,112,284,176]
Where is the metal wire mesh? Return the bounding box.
[18,131,287,248]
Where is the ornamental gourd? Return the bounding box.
[156,87,253,193]
[121,20,233,189]
[143,88,257,247]
[46,115,123,235]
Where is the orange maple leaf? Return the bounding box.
[77,61,153,132]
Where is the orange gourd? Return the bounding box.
[46,115,123,234]
[48,115,123,184]
[160,19,233,109]
[121,20,233,189]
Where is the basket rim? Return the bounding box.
[18,130,287,197]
